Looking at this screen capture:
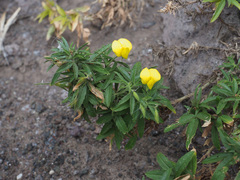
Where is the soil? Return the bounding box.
[0,0,240,179]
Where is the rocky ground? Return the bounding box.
[0,0,239,179]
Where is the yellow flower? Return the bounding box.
[112,38,132,59]
[140,68,161,89]
[140,68,151,84]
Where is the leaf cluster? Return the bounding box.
[36,0,91,44]
[163,56,240,179]
[44,37,175,150]
[203,0,240,22]
[145,150,197,180]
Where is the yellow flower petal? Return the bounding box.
[147,69,161,89]
[112,40,122,57]
[121,47,130,59]
[118,38,132,51]
[140,68,151,84]
[149,69,161,82]
[147,79,155,90]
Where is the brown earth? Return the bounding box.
[0,0,240,179]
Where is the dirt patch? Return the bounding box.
[0,0,239,179]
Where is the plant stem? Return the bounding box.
[171,81,211,105]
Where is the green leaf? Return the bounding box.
[160,169,172,180]
[46,25,55,41]
[186,150,197,176]
[145,169,165,180]
[154,108,160,123]
[100,121,113,135]
[56,4,66,16]
[96,113,112,124]
[76,85,87,109]
[164,113,195,132]
[163,101,176,114]
[51,72,60,85]
[133,91,140,101]
[56,63,73,73]
[233,100,239,114]
[201,96,217,104]
[203,0,221,2]
[118,66,131,81]
[231,0,240,9]
[96,128,114,140]
[130,95,135,115]
[137,118,145,138]
[218,82,232,92]
[112,102,129,112]
[211,166,228,180]
[211,0,226,23]
[186,118,199,150]
[179,114,195,124]
[234,171,240,180]
[202,152,232,164]
[115,116,129,134]
[211,156,233,180]
[116,93,130,107]
[73,62,78,80]
[196,112,211,121]
[131,62,141,83]
[197,87,202,104]
[140,104,146,118]
[125,135,137,150]
[156,153,175,170]
[220,115,234,125]
[164,123,181,133]
[104,85,113,107]
[217,100,227,114]
[114,129,123,149]
[211,125,220,150]
[175,151,195,177]
[220,69,230,81]
[47,63,55,72]
[232,78,238,94]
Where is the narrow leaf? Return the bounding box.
[186,118,199,150]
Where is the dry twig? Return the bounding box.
[0,8,21,64]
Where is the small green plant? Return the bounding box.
[203,0,240,22]
[160,56,240,179]
[43,37,175,150]
[145,150,197,180]
[36,0,91,45]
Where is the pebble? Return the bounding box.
[141,21,156,29]
[79,168,89,177]
[16,173,23,180]
[0,159,3,164]
[69,126,82,138]
[54,155,65,166]
[49,170,54,175]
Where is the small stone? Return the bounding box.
[0,159,3,164]
[54,155,65,166]
[141,21,156,29]
[79,168,89,177]
[5,43,19,56]
[118,173,123,177]
[49,170,54,175]
[17,173,23,180]
[12,60,23,70]
[73,170,79,176]
[151,130,160,136]
[90,168,98,175]
[69,126,82,138]
[35,102,46,113]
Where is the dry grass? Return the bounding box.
[94,0,145,29]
